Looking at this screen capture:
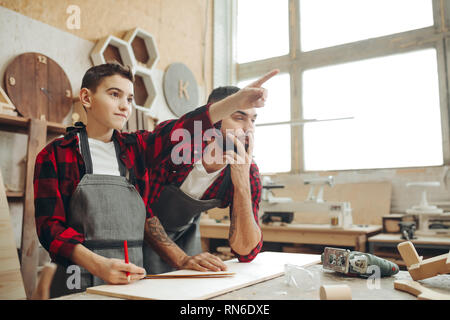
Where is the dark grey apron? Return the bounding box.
[143,166,231,274]
[50,128,146,298]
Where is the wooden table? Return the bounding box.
[200,220,382,252]
[55,264,450,300]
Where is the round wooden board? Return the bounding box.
[4,52,73,123]
[163,62,199,117]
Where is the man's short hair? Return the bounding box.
[207,86,240,104]
[207,86,240,129]
[81,61,135,92]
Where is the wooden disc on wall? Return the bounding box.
[4,52,73,123]
[163,62,199,117]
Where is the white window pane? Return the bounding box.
[238,73,290,124]
[300,0,434,52]
[237,0,289,63]
[254,124,291,173]
[303,48,443,171]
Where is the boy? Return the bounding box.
[34,62,278,297]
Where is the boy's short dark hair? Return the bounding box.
[207,86,240,104]
[81,62,135,92]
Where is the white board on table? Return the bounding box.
[86,251,321,300]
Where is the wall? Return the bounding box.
[0,1,214,248]
[0,0,213,96]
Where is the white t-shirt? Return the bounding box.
[78,133,120,176]
[179,160,226,200]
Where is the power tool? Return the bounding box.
[321,247,399,277]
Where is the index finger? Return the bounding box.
[246,69,280,88]
[205,253,228,271]
[121,261,146,275]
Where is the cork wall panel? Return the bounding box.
[0,0,213,94]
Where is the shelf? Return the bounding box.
[0,113,66,135]
[6,191,24,199]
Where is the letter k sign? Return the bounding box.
[178,79,190,100]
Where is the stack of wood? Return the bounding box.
[214,246,235,261]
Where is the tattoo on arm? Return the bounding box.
[229,209,237,240]
[145,216,175,247]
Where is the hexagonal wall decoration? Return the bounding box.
[90,35,134,67]
[133,66,157,110]
[123,28,159,70]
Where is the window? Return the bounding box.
[236,0,289,63]
[224,1,448,173]
[300,0,434,52]
[303,49,443,170]
[238,73,291,173]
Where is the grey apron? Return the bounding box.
[143,166,231,274]
[50,128,146,298]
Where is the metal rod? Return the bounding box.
[255,116,354,127]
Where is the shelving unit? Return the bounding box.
[0,113,66,298]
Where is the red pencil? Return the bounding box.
[124,240,130,282]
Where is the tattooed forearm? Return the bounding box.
[144,216,191,269]
[229,212,237,240]
[144,216,175,247]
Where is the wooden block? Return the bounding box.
[30,262,56,300]
[408,253,450,281]
[320,285,352,300]
[0,169,26,299]
[398,241,450,280]
[394,280,450,300]
[216,246,231,254]
[86,252,321,300]
[397,241,421,268]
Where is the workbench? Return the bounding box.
[200,220,382,253]
[368,233,450,267]
[54,263,450,300]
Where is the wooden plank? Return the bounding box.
[394,279,450,300]
[0,169,26,299]
[86,252,321,300]
[397,241,422,267]
[20,118,47,298]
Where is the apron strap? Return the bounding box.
[112,137,127,178]
[215,165,232,201]
[79,127,94,174]
[79,127,127,177]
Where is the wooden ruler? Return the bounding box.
[144,272,235,279]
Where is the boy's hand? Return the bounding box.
[208,69,279,124]
[97,257,146,284]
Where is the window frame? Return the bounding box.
[214,0,450,173]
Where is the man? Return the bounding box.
[143,86,266,274]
